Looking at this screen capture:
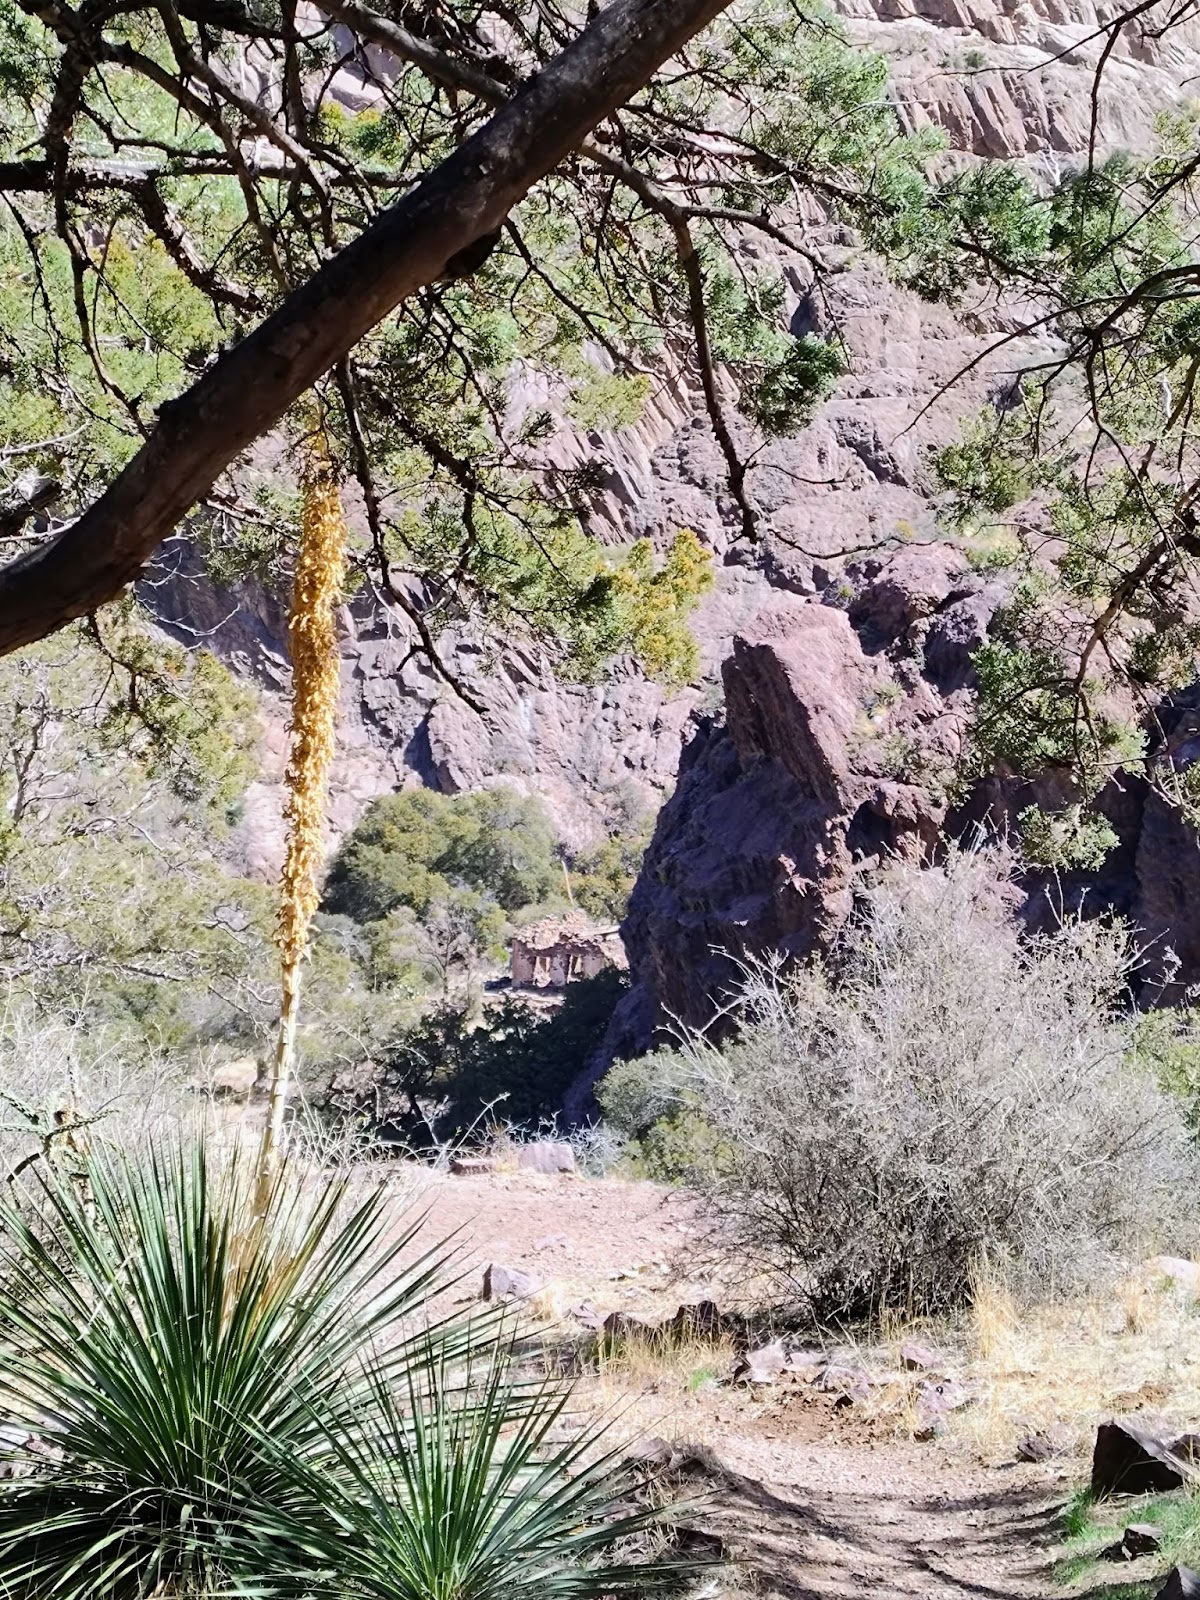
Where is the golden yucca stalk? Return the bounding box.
[257,443,348,1197]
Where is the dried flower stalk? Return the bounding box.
[257,445,347,1197]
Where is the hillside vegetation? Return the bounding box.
[4,1,1200,1598]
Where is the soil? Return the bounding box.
[398,1163,1090,1600]
[405,1165,708,1315]
[690,1436,1062,1600]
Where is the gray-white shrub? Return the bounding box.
[601,851,1199,1320]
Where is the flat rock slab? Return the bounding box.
[733,1340,789,1385]
[515,1141,576,1175]
[450,1156,500,1176]
[900,1339,943,1372]
[481,1263,542,1300]
[1103,1523,1165,1560]
[1016,1428,1070,1463]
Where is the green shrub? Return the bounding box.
[639,1109,735,1185]
[0,1136,687,1600]
[597,1047,692,1143]
[599,1052,736,1183]
[323,787,651,995]
[1130,1006,1200,1134]
[324,785,562,923]
[569,817,655,922]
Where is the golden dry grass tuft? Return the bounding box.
[948,1259,1200,1463]
[593,1326,740,1399]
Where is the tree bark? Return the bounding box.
[0,0,732,657]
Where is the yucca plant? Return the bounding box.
[0,1140,472,1598]
[0,1139,697,1600]
[251,1353,697,1600]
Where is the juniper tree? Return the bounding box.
[931,90,1200,853]
[0,0,1040,672]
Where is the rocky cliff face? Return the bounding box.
[589,547,1200,1084]
[149,0,1200,1030]
[586,547,981,1089]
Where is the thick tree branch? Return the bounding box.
[0,0,733,655]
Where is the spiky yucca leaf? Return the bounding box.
[249,1351,705,1600]
[0,1141,475,1600]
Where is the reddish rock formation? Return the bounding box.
[588,548,978,1079]
[568,548,1200,1113]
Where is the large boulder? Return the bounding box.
[1156,1570,1200,1600]
[1092,1419,1200,1497]
[514,1141,577,1176]
[579,548,980,1073]
[568,540,1200,1107]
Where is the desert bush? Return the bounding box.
[0,1135,686,1600]
[323,786,562,924]
[0,1008,196,1183]
[599,851,1199,1321]
[1129,1004,1200,1135]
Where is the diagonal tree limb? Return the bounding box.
[0,0,734,656]
[323,0,761,534]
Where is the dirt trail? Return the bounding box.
[400,1165,1071,1600]
[697,1433,1061,1600]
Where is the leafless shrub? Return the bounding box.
[0,999,202,1183]
[600,851,1199,1322]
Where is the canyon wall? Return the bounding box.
[149,0,1200,1066]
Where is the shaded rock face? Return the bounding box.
[592,547,1200,1086]
[603,548,980,1055]
[152,262,1035,882]
[147,533,772,875]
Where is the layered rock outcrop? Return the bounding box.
[595,547,983,1072]
[584,547,1200,1102]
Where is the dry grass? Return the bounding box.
[947,1259,1200,1463]
[592,1327,739,1398]
[546,1247,1200,1473]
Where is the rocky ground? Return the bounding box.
[378,1156,1200,1600]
